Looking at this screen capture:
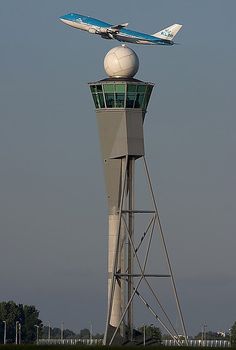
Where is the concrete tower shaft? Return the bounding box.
[89,78,154,342]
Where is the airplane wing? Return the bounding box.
[110,23,129,31]
[99,23,128,39]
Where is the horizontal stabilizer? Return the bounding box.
[153,24,182,40]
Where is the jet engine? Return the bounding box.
[88,28,97,34]
[100,34,113,40]
[96,27,117,39]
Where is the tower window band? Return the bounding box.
[89,82,153,110]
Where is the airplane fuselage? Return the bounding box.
[60,13,175,46]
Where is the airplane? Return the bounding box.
[59,13,182,46]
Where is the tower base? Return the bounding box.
[105,325,162,346]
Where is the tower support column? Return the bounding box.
[127,157,135,340]
[108,213,121,328]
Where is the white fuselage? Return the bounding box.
[59,13,178,46]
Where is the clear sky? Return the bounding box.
[0,0,236,337]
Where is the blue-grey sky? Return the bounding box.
[0,0,236,337]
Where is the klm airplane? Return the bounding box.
[60,13,182,46]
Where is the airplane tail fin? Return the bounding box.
[152,24,182,40]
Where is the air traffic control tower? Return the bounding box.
[89,46,187,346]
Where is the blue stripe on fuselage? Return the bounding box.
[119,28,162,43]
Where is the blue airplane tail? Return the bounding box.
[153,24,182,41]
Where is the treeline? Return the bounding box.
[0,301,103,344]
[1,301,236,344]
[0,301,41,343]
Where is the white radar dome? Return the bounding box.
[104,46,139,78]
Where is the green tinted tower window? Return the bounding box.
[89,80,154,111]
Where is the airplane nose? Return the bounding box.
[59,15,72,25]
[59,14,71,21]
[59,15,67,21]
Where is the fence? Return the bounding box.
[39,339,102,345]
[162,339,231,347]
